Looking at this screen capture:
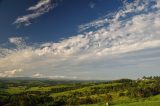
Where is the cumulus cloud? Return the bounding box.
[1,0,160,79]
[14,0,58,26]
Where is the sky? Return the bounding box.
[0,0,160,80]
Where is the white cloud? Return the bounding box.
[0,69,23,77]
[89,1,95,9]
[32,73,44,77]
[1,0,160,79]
[32,73,78,79]
[9,37,27,49]
[28,0,52,11]
[14,0,57,26]
[153,0,160,8]
[78,0,151,32]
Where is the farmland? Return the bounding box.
[0,76,160,106]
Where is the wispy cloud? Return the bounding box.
[14,0,58,26]
[78,0,151,32]
[89,1,96,9]
[1,0,160,79]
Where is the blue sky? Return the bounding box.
[0,0,160,80]
[0,0,122,44]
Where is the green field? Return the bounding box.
[0,76,160,106]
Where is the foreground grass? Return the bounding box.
[82,94,160,106]
[82,101,160,106]
[113,101,160,106]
